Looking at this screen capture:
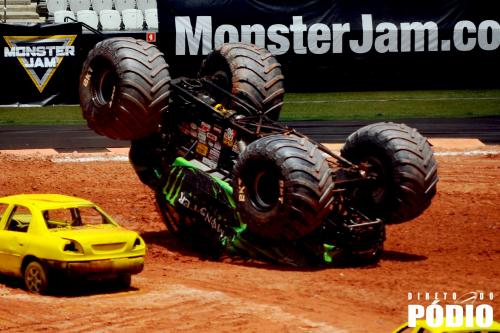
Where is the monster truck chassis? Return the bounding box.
[79,38,438,266]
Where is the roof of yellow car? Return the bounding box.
[0,194,95,210]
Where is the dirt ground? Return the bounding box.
[0,148,498,333]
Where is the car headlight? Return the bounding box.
[63,239,84,254]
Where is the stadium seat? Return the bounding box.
[122,8,143,30]
[136,0,155,11]
[144,8,157,30]
[77,9,99,30]
[70,0,91,12]
[91,0,113,13]
[99,9,121,31]
[54,10,76,23]
[47,0,68,14]
[114,0,136,12]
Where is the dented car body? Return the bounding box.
[0,194,146,293]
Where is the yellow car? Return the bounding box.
[0,194,146,294]
[393,319,500,333]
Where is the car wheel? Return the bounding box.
[24,261,49,294]
[117,274,132,289]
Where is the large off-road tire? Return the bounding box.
[129,133,171,189]
[79,37,171,140]
[341,122,438,224]
[198,43,285,120]
[233,135,335,241]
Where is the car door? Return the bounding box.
[0,205,32,276]
[0,203,13,274]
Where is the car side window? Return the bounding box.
[43,208,74,229]
[76,207,110,226]
[5,205,32,232]
[43,206,112,229]
[0,203,8,220]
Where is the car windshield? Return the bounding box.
[43,206,113,229]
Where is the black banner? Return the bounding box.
[158,0,500,90]
[0,1,499,106]
[0,23,82,105]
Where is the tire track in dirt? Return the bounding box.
[0,283,346,333]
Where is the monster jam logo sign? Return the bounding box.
[174,15,500,56]
[3,35,77,93]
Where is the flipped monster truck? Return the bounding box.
[79,38,438,266]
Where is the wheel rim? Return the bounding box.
[362,156,387,204]
[93,69,118,107]
[211,70,230,90]
[91,59,118,107]
[249,169,281,212]
[26,266,43,293]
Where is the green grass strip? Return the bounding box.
[0,89,499,125]
[281,89,500,120]
[0,106,85,125]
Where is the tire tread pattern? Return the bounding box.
[341,122,438,224]
[199,43,284,120]
[80,37,171,140]
[233,135,334,240]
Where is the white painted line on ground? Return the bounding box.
[52,155,129,163]
[48,150,500,163]
[434,150,500,156]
